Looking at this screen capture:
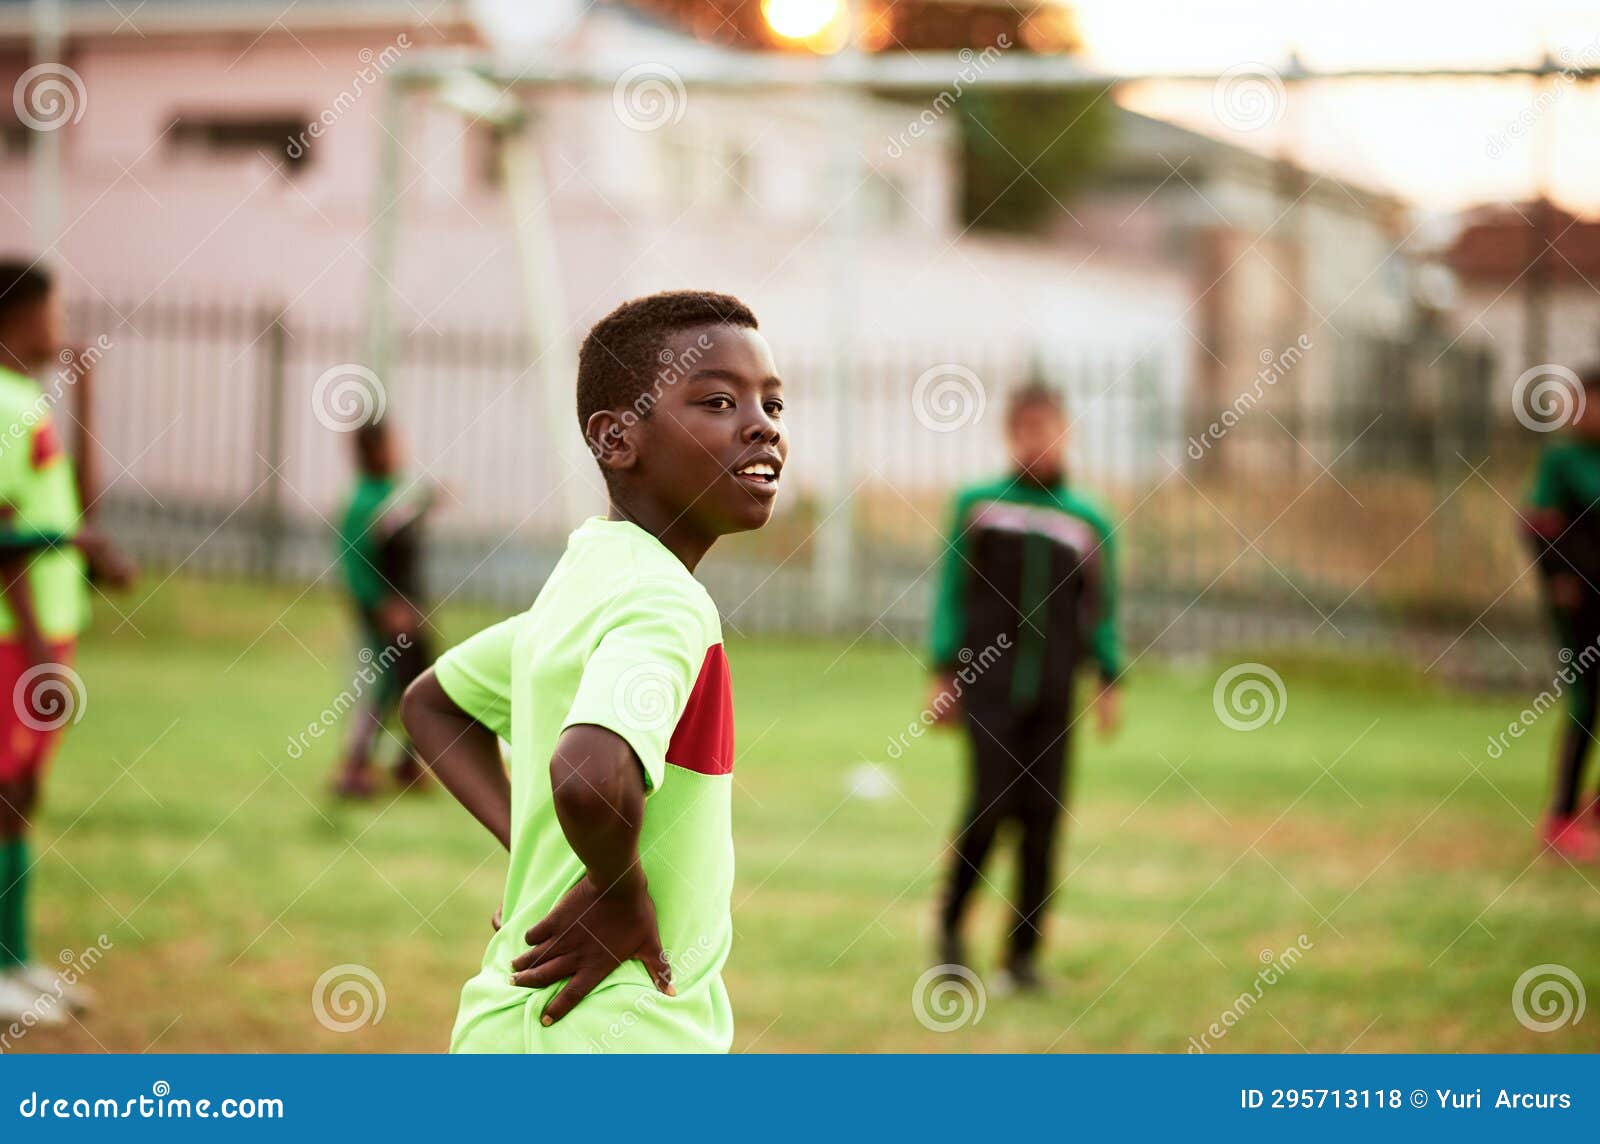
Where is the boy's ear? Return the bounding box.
[584,409,639,474]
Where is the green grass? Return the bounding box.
[11,575,1600,1052]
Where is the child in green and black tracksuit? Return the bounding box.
[331,417,438,799]
[1523,365,1600,861]
[928,385,1122,988]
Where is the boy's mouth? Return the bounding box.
[732,456,782,493]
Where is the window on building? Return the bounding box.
[167,114,309,173]
[0,121,31,160]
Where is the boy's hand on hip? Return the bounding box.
[509,866,674,1026]
[76,528,138,590]
[1093,684,1121,739]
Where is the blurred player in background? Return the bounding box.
[330,417,439,799]
[927,383,1122,992]
[1522,364,1600,861]
[0,261,136,1024]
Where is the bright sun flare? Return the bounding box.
[761,0,845,42]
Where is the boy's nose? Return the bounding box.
[743,416,780,444]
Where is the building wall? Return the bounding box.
[0,12,1196,528]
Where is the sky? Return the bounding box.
[1067,0,1600,212]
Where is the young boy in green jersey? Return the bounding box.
[402,291,785,1052]
[0,261,136,1024]
[927,384,1121,991]
[331,417,438,798]
[1523,364,1600,861]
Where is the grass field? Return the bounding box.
[8,574,1600,1053]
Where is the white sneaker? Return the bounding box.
[0,973,66,1027]
[10,964,93,1013]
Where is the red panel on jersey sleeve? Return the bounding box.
[665,644,734,776]
[30,419,62,470]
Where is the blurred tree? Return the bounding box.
[954,90,1113,233]
[616,0,1116,233]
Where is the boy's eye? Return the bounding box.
[764,399,784,416]
[703,395,735,410]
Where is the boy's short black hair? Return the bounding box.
[352,416,389,468]
[0,261,52,329]
[1007,382,1064,426]
[576,290,758,437]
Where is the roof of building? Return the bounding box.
[1445,200,1600,286]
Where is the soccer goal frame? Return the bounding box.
[364,44,1592,624]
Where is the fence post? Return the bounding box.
[255,308,289,579]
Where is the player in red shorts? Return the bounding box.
[0,262,134,1025]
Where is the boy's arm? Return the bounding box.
[508,724,673,1025]
[926,489,974,722]
[0,525,136,585]
[70,348,97,518]
[1086,509,1123,737]
[0,553,49,665]
[401,669,510,849]
[1087,510,1124,685]
[928,488,973,672]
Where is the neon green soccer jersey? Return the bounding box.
[435,517,736,1053]
[0,366,88,641]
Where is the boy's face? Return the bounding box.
[1007,401,1066,485]
[621,324,787,536]
[360,429,404,476]
[0,293,63,372]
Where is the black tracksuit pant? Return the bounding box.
[939,690,1074,961]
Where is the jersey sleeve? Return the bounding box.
[562,577,709,794]
[434,614,521,741]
